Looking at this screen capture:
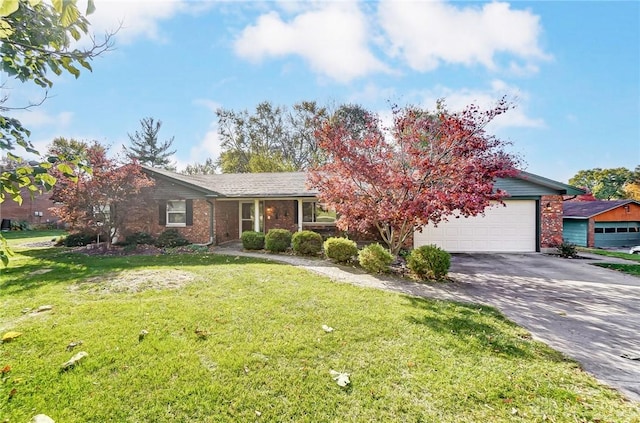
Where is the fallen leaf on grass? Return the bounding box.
[1,331,22,342]
[60,351,88,371]
[31,415,55,423]
[330,370,350,387]
[195,328,209,339]
[321,325,334,333]
[34,305,53,313]
[65,341,83,352]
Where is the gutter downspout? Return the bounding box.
[194,199,215,246]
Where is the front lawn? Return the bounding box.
[579,247,640,263]
[593,263,640,277]
[1,233,638,422]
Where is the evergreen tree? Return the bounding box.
[125,117,176,170]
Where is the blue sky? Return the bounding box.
[6,0,639,183]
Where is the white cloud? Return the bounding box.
[81,0,202,44]
[174,99,223,171]
[234,2,388,83]
[417,80,545,130]
[378,0,549,72]
[9,109,74,129]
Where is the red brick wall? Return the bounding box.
[264,200,298,233]
[0,190,61,227]
[214,201,239,244]
[587,218,595,247]
[123,198,212,244]
[540,195,563,250]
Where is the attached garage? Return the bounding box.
[563,200,640,248]
[414,171,585,253]
[415,200,537,252]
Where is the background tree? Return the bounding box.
[216,101,327,173]
[182,158,217,175]
[308,99,520,255]
[124,117,176,170]
[51,142,154,246]
[623,165,640,200]
[569,167,632,200]
[0,0,112,264]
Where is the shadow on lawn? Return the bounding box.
[404,296,571,363]
[1,247,283,294]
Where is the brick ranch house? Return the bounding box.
[125,166,583,254]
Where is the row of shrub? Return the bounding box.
[61,229,190,248]
[241,229,450,281]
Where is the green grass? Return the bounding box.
[1,233,638,422]
[593,263,640,276]
[579,247,640,263]
[578,248,640,276]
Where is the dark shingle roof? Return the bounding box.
[141,166,316,198]
[563,200,639,218]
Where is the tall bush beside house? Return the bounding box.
[292,230,323,255]
[265,229,292,252]
[358,243,394,274]
[407,245,451,281]
[242,231,265,250]
[324,237,358,263]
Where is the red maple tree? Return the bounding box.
[308,100,520,255]
[51,143,154,245]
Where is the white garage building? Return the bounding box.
[414,171,584,253]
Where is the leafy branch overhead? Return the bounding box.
[0,0,113,265]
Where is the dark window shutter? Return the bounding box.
[186,199,193,226]
[294,200,298,224]
[158,201,167,225]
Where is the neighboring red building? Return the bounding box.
[0,189,61,228]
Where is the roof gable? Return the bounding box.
[496,170,585,196]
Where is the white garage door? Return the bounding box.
[414,200,537,252]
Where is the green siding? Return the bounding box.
[594,222,640,248]
[563,219,588,246]
[495,177,561,196]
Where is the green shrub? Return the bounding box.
[292,230,323,255]
[265,228,292,253]
[323,237,358,263]
[123,232,155,246]
[64,232,97,247]
[241,231,265,250]
[155,229,190,248]
[10,220,31,231]
[556,242,578,258]
[407,245,451,281]
[53,235,66,246]
[358,243,394,274]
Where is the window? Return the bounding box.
[617,228,628,233]
[604,228,615,233]
[594,228,604,233]
[302,202,336,224]
[167,200,186,226]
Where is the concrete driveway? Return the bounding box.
[217,246,640,402]
[447,253,640,403]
